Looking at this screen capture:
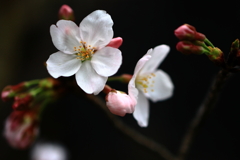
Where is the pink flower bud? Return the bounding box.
[58,4,75,21]
[1,82,26,102]
[12,93,33,110]
[174,24,206,41]
[106,90,136,117]
[4,110,39,149]
[176,41,205,55]
[107,37,123,48]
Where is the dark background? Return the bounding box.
[0,0,240,159]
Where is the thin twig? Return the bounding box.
[176,69,231,160]
[84,94,176,160]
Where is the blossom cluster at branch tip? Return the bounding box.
[46,10,122,95]
[175,24,225,67]
[128,45,174,127]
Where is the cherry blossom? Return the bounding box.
[128,45,174,127]
[46,10,122,95]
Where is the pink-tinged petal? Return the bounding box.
[128,54,151,101]
[75,61,107,95]
[133,92,149,127]
[50,20,80,54]
[91,47,122,77]
[140,45,170,74]
[80,10,113,49]
[144,70,174,102]
[46,51,81,78]
[106,91,136,117]
[107,37,123,48]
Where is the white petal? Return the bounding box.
[91,47,122,77]
[50,20,81,54]
[80,10,113,49]
[46,51,81,78]
[140,45,170,74]
[128,54,151,101]
[144,70,174,102]
[75,61,107,95]
[133,92,149,127]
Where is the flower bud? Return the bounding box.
[176,41,205,55]
[12,93,33,110]
[58,4,75,21]
[3,110,39,149]
[106,90,136,117]
[107,37,123,48]
[174,24,206,41]
[227,39,239,67]
[2,82,26,102]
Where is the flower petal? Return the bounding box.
[128,54,151,101]
[50,20,80,54]
[46,51,81,78]
[144,70,174,102]
[140,45,170,74]
[75,61,107,95]
[133,91,150,127]
[91,47,122,77]
[80,10,113,49]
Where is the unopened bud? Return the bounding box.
[175,24,206,41]
[12,93,33,110]
[227,39,240,67]
[58,4,75,21]
[4,110,39,149]
[107,37,123,48]
[176,41,205,55]
[2,83,26,102]
[106,90,136,117]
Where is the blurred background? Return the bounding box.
[0,0,240,159]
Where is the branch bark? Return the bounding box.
[176,69,231,160]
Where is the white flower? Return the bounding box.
[46,10,122,95]
[128,45,174,127]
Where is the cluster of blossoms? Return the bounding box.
[175,24,240,71]
[1,5,174,150]
[1,78,64,149]
[46,7,174,127]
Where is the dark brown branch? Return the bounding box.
[84,94,176,160]
[176,69,231,160]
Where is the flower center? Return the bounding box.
[74,41,96,62]
[136,73,156,93]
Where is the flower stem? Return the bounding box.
[176,69,231,160]
[107,76,123,82]
[204,38,215,48]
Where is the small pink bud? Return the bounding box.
[107,37,123,48]
[176,41,205,55]
[58,4,75,21]
[175,24,206,41]
[2,83,26,102]
[4,110,39,149]
[106,90,136,117]
[12,93,33,110]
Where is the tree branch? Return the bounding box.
[84,94,176,160]
[176,69,231,160]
